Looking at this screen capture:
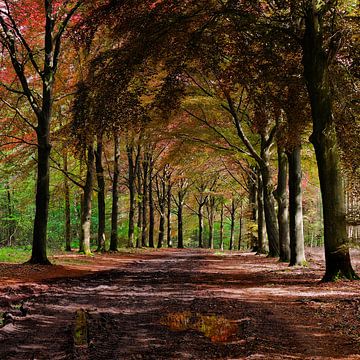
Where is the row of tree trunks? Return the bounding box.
[73,138,306,258]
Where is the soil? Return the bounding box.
[0,248,359,360]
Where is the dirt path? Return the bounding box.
[0,249,359,359]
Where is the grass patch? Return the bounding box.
[0,246,32,263]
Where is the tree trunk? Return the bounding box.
[303,6,357,280]
[229,200,235,250]
[95,135,106,252]
[158,214,165,248]
[141,158,149,247]
[6,184,15,247]
[80,145,95,255]
[207,197,215,249]
[110,135,120,252]
[136,165,143,248]
[238,202,243,251]
[220,204,224,251]
[198,205,204,248]
[167,180,172,248]
[287,146,306,266]
[64,152,71,252]
[148,156,155,248]
[29,114,51,264]
[126,145,138,248]
[156,172,166,249]
[274,145,290,262]
[260,152,280,257]
[257,171,266,254]
[249,169,258,252]
[177,198,184,249]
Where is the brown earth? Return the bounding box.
[0,248,359,360]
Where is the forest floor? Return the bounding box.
[0,248,359,360]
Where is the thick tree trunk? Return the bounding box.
[260,154,280,257]
[29,115,51,264]
[287,146,306,266]
[64,152,71,252]
[303,6,357,280]
[167,181,172,248]
[148,157,155,248]
[274,146,290,262]
[80,145,95,255]
[95,135,106,252]
[257,171,266,254]
[110,135,120,252]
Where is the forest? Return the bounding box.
[0,1,359,359]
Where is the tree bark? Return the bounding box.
[110,135,120,252]
[257,171,266,254]
[229,199,235,250]
[148,155,155,248]
[126,144,139,248]
[80,145,95,255]
[95,135,106,252]
[198,204,204,248]
[220,204,224,251]
[166,177,173,248]
[29,114,52,263]
[156,171,166,249]
[64,152,71,252]
[249,169,258,252]
[303,5,357,280]
[287,146,306,266]
[6,183,15,247]
[260,146,280,257]
[136,165,143,248]
[177,197,184,249]
[274,145,290,262]
[238,201,243,251]
[141,157,149,247]
[207,197,215,249]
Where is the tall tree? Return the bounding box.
[301,1,358,280]
[0,0,84,264]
